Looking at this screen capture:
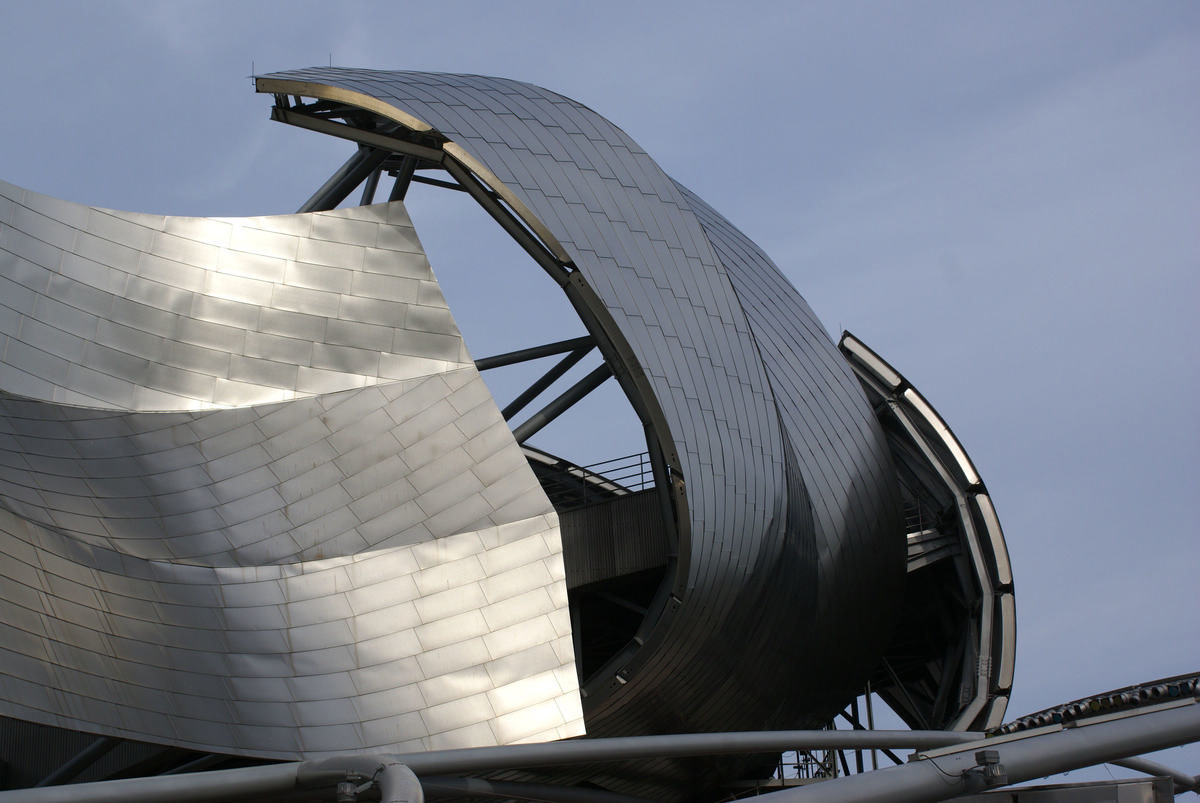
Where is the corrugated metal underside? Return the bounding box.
[257,68,906,797]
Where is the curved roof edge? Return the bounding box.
[255,71,573,266]
[840,331,1015,732]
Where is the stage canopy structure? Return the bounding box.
[0,68,1016,800]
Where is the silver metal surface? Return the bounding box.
[1110,756,1199,792]
[0,181,583,757]
[253,67,902,768]
[1,703,1194,801]
[0,730,987,803]
[1,67,1018,800]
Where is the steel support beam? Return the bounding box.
[4,763,302,803]
[0,731,985,803]
[160,754,228,776]
[1110,756,1199,792]
[755,700,1200,803]
[399,729,985,776]
[500,346,594,422]
[359,167,382,205]
[33,737,119,788]
[298,756,423,803]
[270,106,445,163]
[297,145,390,213]
[475,336,595,371]
[3,758,424,803]
[420,776,651,803]
[8,712,1196,802]
[511,363,612,444]
[388,155,419,201]
[409,173,466,192]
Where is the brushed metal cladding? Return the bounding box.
[0,180,471,410]
[0,182,583,756]
[1,66,960,800]
[257,67,905,788]
[679,185,904,711]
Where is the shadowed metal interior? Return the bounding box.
[0,69,1017,801]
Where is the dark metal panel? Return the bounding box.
[247,71,901,796]
[560,490,670,589]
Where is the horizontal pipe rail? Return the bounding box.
[0,730,983,803]
[13,704,1193,803]
[758,700,1200,803]
[1109,756,1198,792]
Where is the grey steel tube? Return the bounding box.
[377,759,424,803]
[511,363,612,444]
[297,145,390,212]
[474,336,595,371]
[299,756,423,802]
[420,776,653,802]
[0,762,302,803]
[0,731,981,803]
[1110,756,1199,792]
[500,346,593,421]
[388,155,418,200]
[393,729,983,776]
[755,702,1200,803]
[2,757,425,803]
[359,166,382,205]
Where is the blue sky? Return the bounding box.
[2,0,1197,786]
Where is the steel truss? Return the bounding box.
[266,90,688,701]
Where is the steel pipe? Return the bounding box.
[1110,756,1198,792]
[0,730,985,803]
[297,145,390,212]
[511,363,612,444]
[756,701,1200,803]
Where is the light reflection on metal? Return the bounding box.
[0,179,584,757]
[0,68,1020,799]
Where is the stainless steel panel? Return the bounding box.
[228,225,299,261]
[0,178,582,758]
[1,68,1013,800]
[249,68,909,797]
[285,259,354,292]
